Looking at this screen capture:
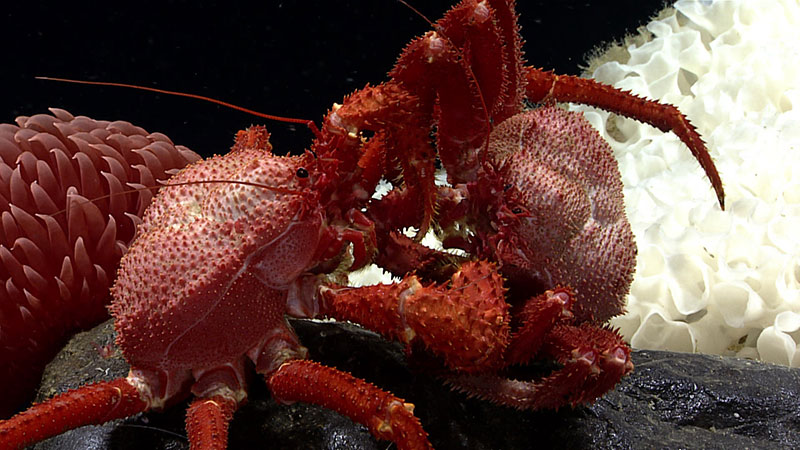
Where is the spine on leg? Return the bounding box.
[186,395,237,450]
[321,260,509,372]
[268,359,431,450]
[505,288,575,365]
[0,378,147,449]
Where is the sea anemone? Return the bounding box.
[0,109,199,416]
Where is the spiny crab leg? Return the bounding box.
[0,360,431,450]
[503,288,576,366]
[185,394,238,449]
[0,378,149,448]
[525,67,725,210]
[320,260,511,373]
[448,323,633,410]
[268,360,431,450]
[321,264,634,411]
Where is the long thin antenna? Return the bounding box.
[35,76,321,137]
[396,0,432,26]
[50,179,307,219]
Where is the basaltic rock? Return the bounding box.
[33,319,800,449]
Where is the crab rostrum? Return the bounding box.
[0,1,723,449]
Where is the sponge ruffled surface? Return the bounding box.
[571,0,800,366]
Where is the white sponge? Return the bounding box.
[572,0,800,366]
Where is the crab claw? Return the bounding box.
[320,260,510,372]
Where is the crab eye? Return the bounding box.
[296,167,309,178]
[511,206,523,215]
[503,184,512,192]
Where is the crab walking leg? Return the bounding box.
[503,288,576,366]
[543,323,634,404]
[524,67,725,209]
[267,360,432,450]
[448,323,633,410]
[0,378,148,449]
[320,260,510,372]
[185,394,238,450]
[447,358,598,410]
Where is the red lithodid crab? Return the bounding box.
[0,1,724,449]
[341,0,723,408]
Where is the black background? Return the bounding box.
[3,0,668,158]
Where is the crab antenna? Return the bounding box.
[49,179,307,220]
[395,0,435,27]
[35,76,322,138]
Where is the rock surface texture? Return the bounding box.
[33,319,800,449]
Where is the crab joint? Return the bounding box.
[327,105,360,138]
[473,1,490,23]
[397,278,423,343]
[425,31,445,63]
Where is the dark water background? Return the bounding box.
[3,0,666,157]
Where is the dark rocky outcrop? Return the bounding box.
[33,319,800,449]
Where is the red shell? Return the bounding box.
[0,109,200,416]
[489,106,636,323]
[110,139,320,375]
